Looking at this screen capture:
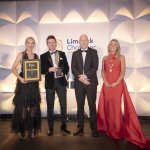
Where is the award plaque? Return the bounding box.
[56,67,62,77]
[23,59,41,82]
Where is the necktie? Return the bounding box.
[51,51,57,55]
[81,50,87,52]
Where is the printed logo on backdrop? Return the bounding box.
[56,38,97,52]
[56,39,63,51]
[66,38,96,51]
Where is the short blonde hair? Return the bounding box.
[107,39,121,57]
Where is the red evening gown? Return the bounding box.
[97,53,150,149]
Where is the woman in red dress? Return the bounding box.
[97,39,150,149]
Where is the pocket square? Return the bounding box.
[60,58,63,60]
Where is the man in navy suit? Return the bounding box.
[71,34,99,137]
[40,35,70,136]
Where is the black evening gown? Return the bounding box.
[11,53,41,135]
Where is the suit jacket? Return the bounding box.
[71,47,98,87]
[40,50,69,89]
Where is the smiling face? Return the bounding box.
[109,40,118,54]
[79,34,89,50]
[25,38,35,51]
[47,39,57,51]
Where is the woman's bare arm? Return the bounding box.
[101,56,110,87]
[12,53,27,84]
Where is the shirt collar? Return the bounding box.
[49,50,57,54]
[81,48,88,51]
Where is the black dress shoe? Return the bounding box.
[47,129,53,136]
[60,125,71,134]
[92,129,98,137]
[73,128,84,136]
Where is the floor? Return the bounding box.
[0,119,149,150]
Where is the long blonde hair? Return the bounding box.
[23,37,35,56]
[107,39,121,57]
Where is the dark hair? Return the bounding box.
[46,35,56,45]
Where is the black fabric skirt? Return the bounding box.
[11,78,41,135]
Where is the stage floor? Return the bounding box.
[0,119,149,150]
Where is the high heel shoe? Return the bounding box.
[31,129,36,138]
[20,132,26,140]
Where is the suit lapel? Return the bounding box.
[46,51,53,66]
[84,47,91,67]
[78,49,83,67]
[57,51,61,67]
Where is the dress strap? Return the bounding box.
[22,52,28,59]
[108,53,116,60]
[34,53,38,59]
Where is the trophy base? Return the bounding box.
[56,67,62,76]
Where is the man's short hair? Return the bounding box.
[46,35,56,44]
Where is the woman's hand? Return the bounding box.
[19,76,28,84]
[104,81,110,87]
[110,82,119,88]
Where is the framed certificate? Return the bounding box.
[23,59,41,82]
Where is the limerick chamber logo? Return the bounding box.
[66,38,96,51]
[56,38,96,52]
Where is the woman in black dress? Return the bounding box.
[11,37,41,139]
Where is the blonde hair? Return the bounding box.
[23,37,35,56]
[107,39,121,57]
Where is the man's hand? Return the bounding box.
[83,79,91,85]
[57,73,64,78]
[49,67,58,72]
[78,74,87,82]
[78,74,91,85]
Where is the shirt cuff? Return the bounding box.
[84,75,88,78]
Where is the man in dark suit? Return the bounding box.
[71,34,99,137]
[40,35,71,136]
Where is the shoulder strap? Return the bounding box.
[22,52,28,59]
[34,53,38,59]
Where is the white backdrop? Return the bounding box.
[0,0,150,117]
